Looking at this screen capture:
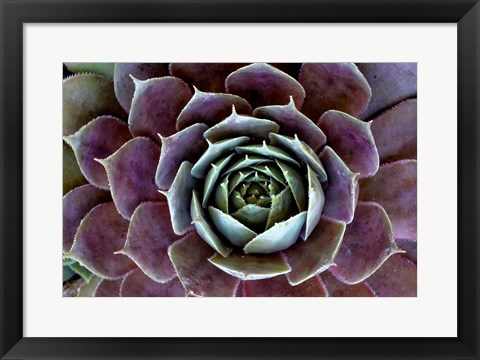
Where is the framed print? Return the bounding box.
[1,0,479,359]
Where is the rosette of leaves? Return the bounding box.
[63,62,417,297]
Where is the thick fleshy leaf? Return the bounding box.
[168,232,240,296]
[191,191,232,257]
[155,123,208,190]
[98,137,163,220]
[118,202,179,283]
[319,147,358,223]
[63,73,126,136]
[237,142,300,167]
[251,164,286,185]
[94,278,122,297]
[209,206,258,247]
[161,161,197,235]
[266,188,294,230]
[65,202,136,279]
[231,204,270,230]
[396,238,417,264]
[254,98,327,152]
[244,211,306,254]
[63,265,76,282]
[77,277,102,297]
[318,110,379,178]
[302,165,325,240]
[329,202,403,285]
[357,63,417,119]
[65,63,115,78]
[114,63,169,112]
[208,252,291,280]
[63,143,87,194]
[285,216,345,285]
[191,136,250,179]
[371,99,417,163]
[203,154,234,207]
[214,175,229,213]
[299,63,371,120]
[176,88,252,131]
[64,116,132,189]
[120,269,185,297]
[169,63,247,93]
[68,261,94,283]
[276,160,306,211]
[128,76,192,139]
[269,133,327,181]
[244,275,327,297]
[224,156,270,176]
[359,160,417,239]
[365,255,417,296]
[203,107,279,142]
[320,271,374,297]
[226,63,305,109]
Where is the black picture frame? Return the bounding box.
[1,0,479,359]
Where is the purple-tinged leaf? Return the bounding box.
[371,99,417,163]
[320,270,374,297]
[359,160,417,239]
[329,202,403,284]
[244,275,327,297]
[94,278,122,297]
[299,63,371,120]
[203,106,279,142]
[177,88,252,131]
[65,202,136,279]
[118,202,179,283]
[168,232,240,297]
[114,63,169,112]
[155,123,208,190]
[357,63,417,119]
[128,76,192,140]
[254,97,327,151]
[169,63,247,93]
[120,269,186,297]
[65,63,115,78]
[63,184,111,253]
[226,63,305,109]
[63,73,126,136]
[285,216,345,285]
[319,146,358,223]
[318,110,379,178]
[365,255,417,297]
[64,116,132,189]
[98,137,164,220]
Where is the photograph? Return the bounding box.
[62,62,417,297]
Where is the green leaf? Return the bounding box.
[236,141,300,167]
[214,175,229,213]
[231,204,270,230]
[276,160,307,212]
[63,265,76,282]
[243,211,307,254]
[269,133,327,182]
[203,154,234,207]
[302,165,325,240]
[65,63,115,78]
[191,136,249,178]
[228,170,254,194]
[208,207,258,247]
[266,188,295,229]
[208,252,291,280]
[224,155,271,175]
[252,164,286,185]
[68,261,94,283]
[191,191,231,257]
[230,190,247,211]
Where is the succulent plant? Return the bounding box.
[63,62,417,297]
